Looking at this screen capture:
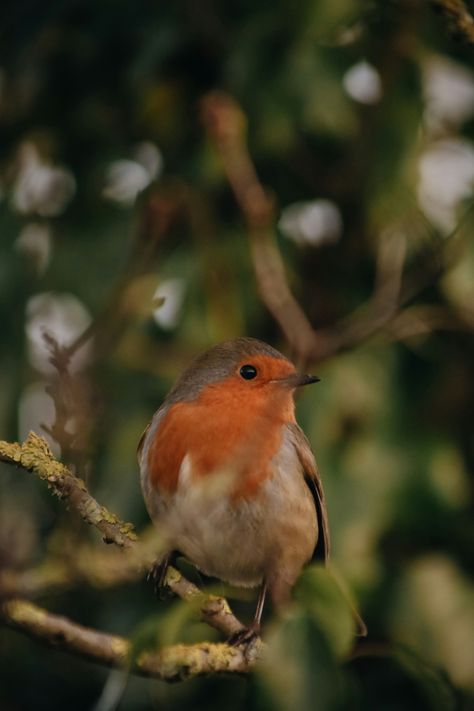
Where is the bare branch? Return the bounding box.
[201,92,319,363]
[63,184,187,364]
[0,544,143,599]
[431,0,474,44]
[0,561,72,599]
[1,599,262,681]
[386,304,473,340]
[202,90,474,367]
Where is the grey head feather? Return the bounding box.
[165,337,289,404]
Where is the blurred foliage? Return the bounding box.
[1,0,474,709]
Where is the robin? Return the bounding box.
[138,337,330,644]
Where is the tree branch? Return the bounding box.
[1,599,261,681]
[431,0,474,44]
[0,432,137,548]
[201,91,474,368]
[0,432,248,641]
[201,92,320,363]
[0,543,143,599]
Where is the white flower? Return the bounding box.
[279,199,343,246]
[418,138,474,233]
[103,142,163,206]
[12,143,76,216]
[423,55,474,132]
[25,292,92,374]
[15,223,52,275]
[343,60,382,105]
[153,279,186,330]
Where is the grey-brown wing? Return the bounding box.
[286,422,330,563]
[137,422,151,463]
[137,404,171,523]
[137,404,169,466]
[286,424,368,635]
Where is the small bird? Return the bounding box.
[138,337,329,644]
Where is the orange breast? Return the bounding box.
[147,378,296,499]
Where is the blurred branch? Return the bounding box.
[0,542,143,599]
[34,187,189,476]
[387,304,474,340]
[201,92,320,362]
[431,0,474,44]
[0,536,248,642]
[0,561,73,599]
[1,599,261,681]
[202,91,474,366]
[65,185,185,363]
[41,332,96,474]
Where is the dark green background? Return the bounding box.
[1,1,473,709]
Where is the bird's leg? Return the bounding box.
[228,581,267,646]
[147,551,177,599]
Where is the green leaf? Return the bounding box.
[257,608,347,711]
[294,564,356,658]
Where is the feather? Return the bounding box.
[285,422,330,563]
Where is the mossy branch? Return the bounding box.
[0,432,137,548]
[1,599,261,681]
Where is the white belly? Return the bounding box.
[152,438,317,587]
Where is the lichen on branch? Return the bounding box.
[0,432,137,547]
[1,599,261,681]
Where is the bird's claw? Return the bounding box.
[147,557,174,600]
[227,622,261,647]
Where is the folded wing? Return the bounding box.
[285,422,330,563]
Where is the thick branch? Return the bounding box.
[1,599,261,681]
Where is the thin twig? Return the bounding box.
[64,184,185,363]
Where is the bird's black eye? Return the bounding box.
[239,364,257,380]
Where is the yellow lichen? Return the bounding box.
[110,637,129,660]
[4,599,48,627]
[0,441,22,462]
[206,594,233,616]
[165,566,183,586]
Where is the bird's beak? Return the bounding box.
[274,373,321,388]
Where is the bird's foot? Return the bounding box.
[147,554,174,600]
[228,621,261,647]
